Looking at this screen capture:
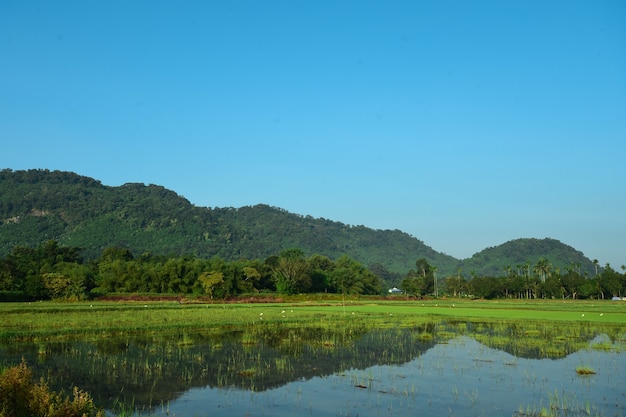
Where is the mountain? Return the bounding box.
[0,169,597,278]
[0,169,455,276]
[460,238,597,277]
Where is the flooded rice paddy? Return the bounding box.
[1,316,625,416]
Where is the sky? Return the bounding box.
[1,1,625,268]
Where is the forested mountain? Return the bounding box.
[461,238,597,278]
[0,169,597,278]
[0,169,454,277]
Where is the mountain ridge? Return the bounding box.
[0,169,597,277]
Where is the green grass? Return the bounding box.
[0,298,624,342]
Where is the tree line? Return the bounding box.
[400,257,626,300]
[0,241,382,301]
[1,241,623,302]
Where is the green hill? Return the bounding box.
[460,238,597,277]
[0,169,597,278]
[0,169,455,277]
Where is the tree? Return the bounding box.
[0,241,93,300]
[561,269,584,299]
[533,258,551,283]
[198,271,224,299]
[415,258,435,295]
[598,264,621,299]
[272,249,310,294]
[519,261,532,299]
[241,266,261,293]
[329,255,381,295]
[444,275,465,297]
[542,275,562,299]
[468,276,502,299]
[0,257,18,291]
[308,254,334,292]
[400,270,425,297]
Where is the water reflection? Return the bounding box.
[166,337,626,417]
[1,319,624,416]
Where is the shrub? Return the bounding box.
[0,360,104,417]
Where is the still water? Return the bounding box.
[155,336,625,417]
[1,320,624,416]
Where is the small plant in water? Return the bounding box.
[575,366,596,375]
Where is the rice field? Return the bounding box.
[1,298,625,416]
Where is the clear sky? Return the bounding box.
[1,1,625,268]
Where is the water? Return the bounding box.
[152,336,626,417]
[2,320,624,416]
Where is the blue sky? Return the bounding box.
[2,1,625,268]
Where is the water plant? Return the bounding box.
[516,390,607,417]
[575,366,596,375]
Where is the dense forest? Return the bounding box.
[0,240,384,301]
[1,240,624,302]
[0,169,605,282]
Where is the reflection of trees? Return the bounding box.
[0,320,622,410]
[450,320,625,360]
[0,323,437,409]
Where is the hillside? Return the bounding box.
[0,169,455,276]
[460,238,597,277]
[0,169,597,278]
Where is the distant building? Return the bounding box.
[388,287,402,294]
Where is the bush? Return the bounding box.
[0,291,31,302]
[0,360,104,417]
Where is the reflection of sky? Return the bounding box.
[149,337,626,417]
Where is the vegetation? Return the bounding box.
[0,169,451,277]
[0,171,623,415]
[1,169,623,301]
[0,240,384,301]
[0,360,104,417]
[463,238,599,277]
[2,299,625,344]
[0,239,625,301]
[0,295,626,414]
[1,300,624,414]
[0,169,601,278]
[575,366,597,375]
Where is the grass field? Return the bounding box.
[1,297,625,342]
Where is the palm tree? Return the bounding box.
[504,265,512,278]
[520,262,531,299]
[534,258,551,283]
